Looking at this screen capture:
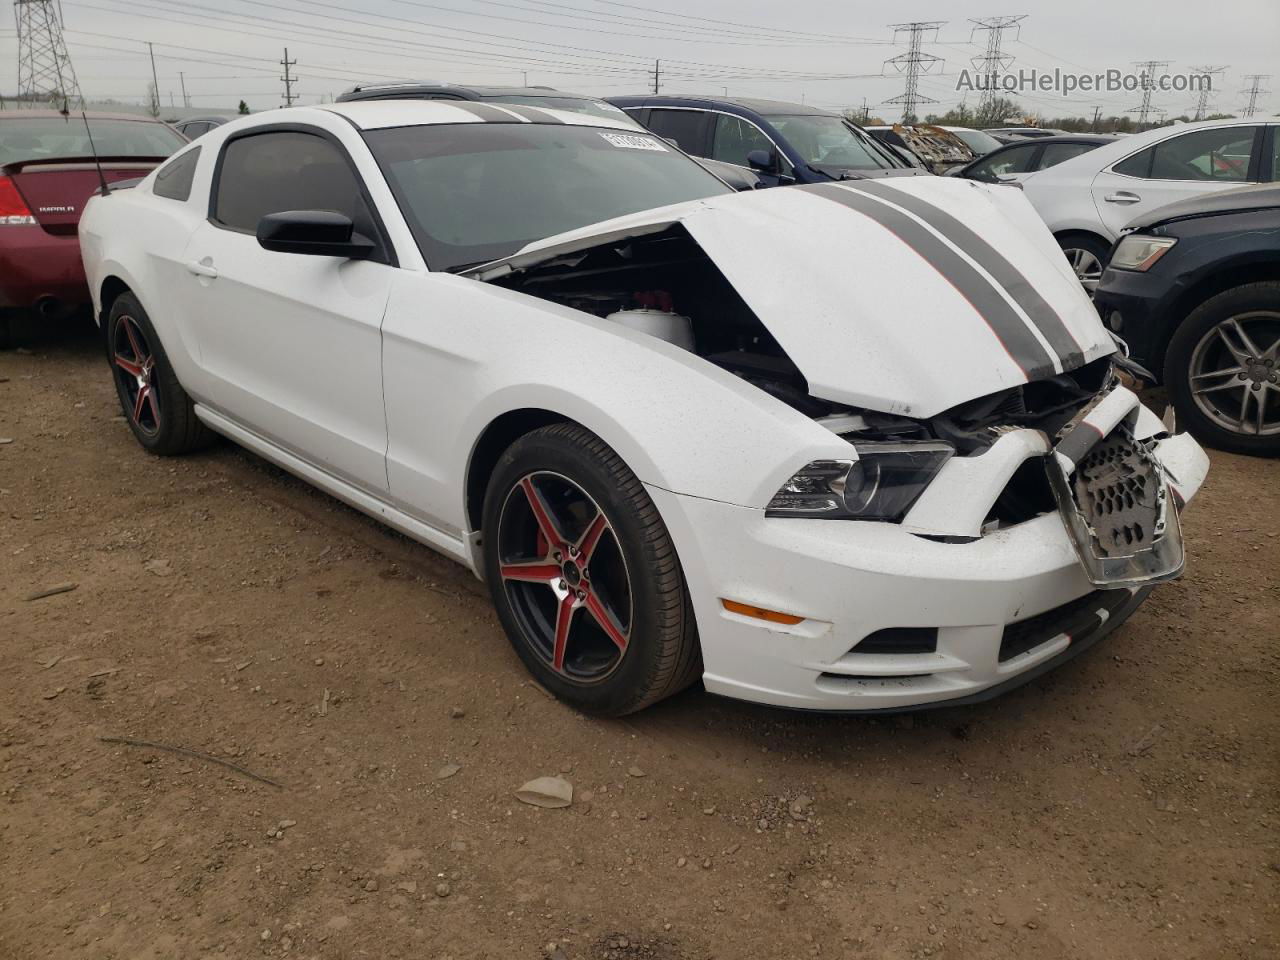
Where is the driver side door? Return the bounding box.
[1089,124,1263,237]
[182,127,396,495]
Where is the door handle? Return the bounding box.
[1104,191,1141,204]
[186,259,218,278]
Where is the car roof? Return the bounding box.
[607,94,833,118]
[1032,117,1269,177]
[339,82,599,101]
[315,100,638,131]
[0,109,170,123]
[989,134,1117,146]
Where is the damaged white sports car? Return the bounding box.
[79,102,1209,715]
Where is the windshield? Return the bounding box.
[0,117,185,166]
[949,128,1003,155]
[767,115,901,171]
[488,95,633,123]
[365,123,732,271]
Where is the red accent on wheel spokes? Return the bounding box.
[499,561,561,584]
[583,591,629,652]
[575,510,608,565]
[133,385,150,423]
[114,353,143,377]
[551,594,577,671]
[121,318,149,365]
[519,476,566,552]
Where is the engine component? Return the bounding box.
[605,308,695,351]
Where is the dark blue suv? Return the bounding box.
[606,95,922,186]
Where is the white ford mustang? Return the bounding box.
[79,102,1209,715]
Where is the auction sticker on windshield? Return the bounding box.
[598,131,666,151]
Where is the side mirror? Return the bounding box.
[256,210,375,259]
[746,148,776,173]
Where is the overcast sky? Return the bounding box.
[1,0,1275,118]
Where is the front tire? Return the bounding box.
[1164,282,1280,456]
[1057,233,1110,295]
[106,292,214,456]
[481,423,700,715]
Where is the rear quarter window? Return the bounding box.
[152,146,201,201]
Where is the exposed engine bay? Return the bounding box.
[486,224,1116,455]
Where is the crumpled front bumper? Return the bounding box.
[650,389,1208,712]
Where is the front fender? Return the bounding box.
[379,271,854,540]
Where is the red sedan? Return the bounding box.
[1,110,186,345]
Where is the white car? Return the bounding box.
[79,102,1209,715]
[1020,118,1277,291]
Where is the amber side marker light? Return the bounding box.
[720,599,805,625]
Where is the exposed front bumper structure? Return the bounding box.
[650,390,1208,712]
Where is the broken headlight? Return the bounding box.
[766,441,954,521]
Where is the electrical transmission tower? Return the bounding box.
[1189,65,1227,120]
[14,0,82,109]
[883,21,945,123]
[969,15,1026,116]
[1241,74,1271,118]
[280,47,298,106]
[1128,60,1170,125]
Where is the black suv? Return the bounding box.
[607,95,917,186]
[1095,183,1280,455]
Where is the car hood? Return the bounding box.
[1125,183,1280,231]
[468,178,1114,417]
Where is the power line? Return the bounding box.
[1128,60,1170,125]
[969,15,1025,115]
[1241,74,1271,117]
[883,20,945,123]
[1188,65,1227,119]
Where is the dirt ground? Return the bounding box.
[1,324,1276,960]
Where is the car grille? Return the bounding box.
[1069,426,1164,557]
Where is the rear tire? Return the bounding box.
[481,423,700,715]
[106,292,215,456]
[1164,282,1280,457]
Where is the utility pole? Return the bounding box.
[1090,105,1101,131]
[1188,65,1227,120]
[651,59,660,95]
[15,0,83,109]
[969,15,1026,118]
[1241,74,1271,118]
[280,47,298,106]
[883,21,945,124]
[179,70,190,108]
[1128,60,1170,126]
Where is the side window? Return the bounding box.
[1037,142,1093,170]
[152,146,201,202]
[181,122,210,139]
[711,115,774,167]
[1147,127,1259,182]
[969,143,1038,180]
[213,130,376,240]
[1113,147,1153,178]
[645,109,709,155]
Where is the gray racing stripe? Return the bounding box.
[493,103,564,124]
[448,101,526,122]
[842,179,1086,370]
[1054,420,1104,467]
[802,183,1056,378]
